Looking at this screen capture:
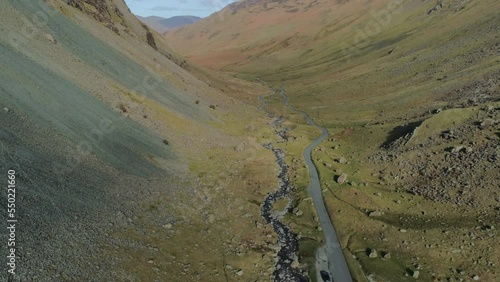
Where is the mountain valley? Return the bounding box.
[0,0,498,281]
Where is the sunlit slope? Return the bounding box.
[167,0,499,121]
[165,1,500,281]
[167,0,414,70]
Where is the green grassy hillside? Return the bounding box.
[166,0,499,280]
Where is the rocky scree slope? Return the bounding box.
[0,0,271,281]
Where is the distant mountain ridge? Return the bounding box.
[227,0,323,12]
[138,15,201,33]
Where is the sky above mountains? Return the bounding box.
[124,0,237,18]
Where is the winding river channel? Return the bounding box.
[259,84,352,282]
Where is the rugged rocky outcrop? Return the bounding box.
[66,0,123,33]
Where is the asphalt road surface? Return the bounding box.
[278,86,353,282]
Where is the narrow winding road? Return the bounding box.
[277,85,353,282]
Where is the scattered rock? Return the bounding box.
[441,129,456,140]
[245,125,256,131]
[235,269,244,276]
[3,107,9,112]
[451,145,472,154]
[382,252,391,260]
[451,145,465,154]
[368,249,378,258]
[427,0,444,15]
[480,118,496,129]
[207,214,216,224]
[337,173,348,184]
[338,157,347,164]
[44,33,56,44]
[369,211,383,217]
[472,275,480,281]
[148,259,154,264]
[399,229,407,233]
[412,270,420,279]
[162,223,173,229]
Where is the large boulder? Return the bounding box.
[337,173,348,184]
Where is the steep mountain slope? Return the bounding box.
[0,0,281,281]
[138,15,202,33]
[167,0,389,68]
[166,0,500,281]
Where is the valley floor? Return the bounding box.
[262,88,499,281]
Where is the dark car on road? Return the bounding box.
[320,270,332,281]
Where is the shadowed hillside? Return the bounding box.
[0,0,282,281]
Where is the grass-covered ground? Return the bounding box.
[165,0,500,280]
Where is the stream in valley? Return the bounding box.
[259,90,308,282]
[259,84,352,282]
